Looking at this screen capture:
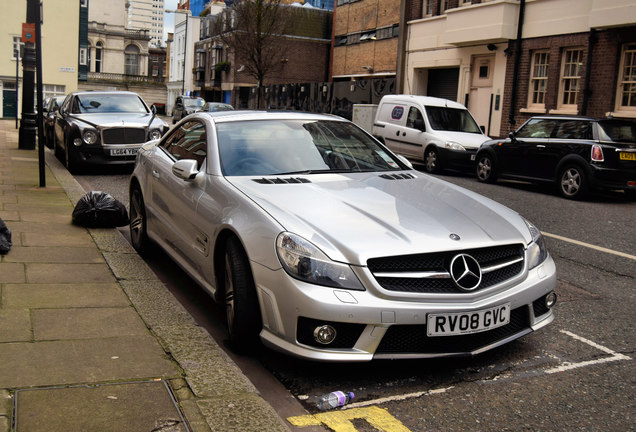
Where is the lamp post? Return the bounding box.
[165,9,190,96]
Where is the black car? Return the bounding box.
[43,96,65,149]
[475,116,636,199]
[53,91,168,172]
[172,95,205,124]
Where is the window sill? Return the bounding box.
[549,108,578,115]
[520,107,547,114]
[607,111,636,119]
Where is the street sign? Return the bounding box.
[22,23,35,43]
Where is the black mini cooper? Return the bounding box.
[475,116,636,199]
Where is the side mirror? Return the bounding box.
[396,154,413,169]
[151,104,157,114]
[414,118,426,132]
[508,131,516,140]
[480,125,486,133]
[172,159,199,181]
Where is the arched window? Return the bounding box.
[95,41,103,73]
[125,44,140,75]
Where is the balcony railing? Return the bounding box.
[87,72,165,84]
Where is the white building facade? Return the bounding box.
[166,11,200,115]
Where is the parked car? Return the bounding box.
[373,95,490,173]
[129,111,557,361]
[475,116,636,199]
[172,95,205,123]
[43,96,65,149]
[53,91,168,172]
[203,102,234,112]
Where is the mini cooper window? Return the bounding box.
[553,120,591,140]
[516,119,556,138]
[72,93,149,114]
[161,120,207,168]
[217,119,404,176]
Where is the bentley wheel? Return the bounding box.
[223,236,261,352]
[129,185,149,254]
[476,153,497,183]
[558,165,588,200]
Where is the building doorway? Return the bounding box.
[468,55,495,134]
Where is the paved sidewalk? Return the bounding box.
[0,120,290,432]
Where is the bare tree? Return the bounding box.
[214,0,297,107]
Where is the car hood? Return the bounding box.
[228,172,531,265]
[71,113,163,128]
[433,131,490,149]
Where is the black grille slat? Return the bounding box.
[102,128,146,144]
[376,306,530,354]
[368,245,524,294]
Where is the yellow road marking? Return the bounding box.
[287,406,412,432]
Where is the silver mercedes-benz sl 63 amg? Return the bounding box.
[129,111,557,361]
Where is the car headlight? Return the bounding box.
[445,141,466,151]
[276,232,364,290]
[148,129,162,140]
[82,129,98,145]
[524,218,548,270]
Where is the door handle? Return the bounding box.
[536,145,546,149]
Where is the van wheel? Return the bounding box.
[558,165,588,200]
[476,153,497,183]
[424,147,440,173]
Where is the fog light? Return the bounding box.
[73,138,83,147]
[545,291,557,309]
[313,325,337,345]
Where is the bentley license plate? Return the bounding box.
[110,148,138,156]
[427,303,511,336]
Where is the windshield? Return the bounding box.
[73,93,148,114]
[217,120,406,176]
[426,106,482,133]
[184,98,205,108]
[597,120,636,143]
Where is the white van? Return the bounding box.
[372,95,490,173]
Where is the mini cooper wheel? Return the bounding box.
[223,236,261,352]
[558,165,588,200]
[476,153,497,183]
[129,185,149,254]
[424,147,441,174]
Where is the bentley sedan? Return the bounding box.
[475,116,636,200]
[53,91,168,172]
[129,111,557,361]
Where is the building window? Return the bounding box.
[557,48,583,109]
[79,47,87,66]
[12,36,23,60]
[125,44,140,75]
[423,0,434,16]
[616,43,636,113]
[528,51,550,109]
[95,41,103,73]
[43,84,66,100]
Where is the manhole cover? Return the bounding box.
[15,380,189,432]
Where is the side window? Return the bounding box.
[554,120,591,140]
[406,107,424,129]
[516,119,556,139]
[160,120,207,169]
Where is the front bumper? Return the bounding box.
[438,148,478,172]
[68,144,143,166]
[253,254,557,361]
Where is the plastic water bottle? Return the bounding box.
[316,391,354,411]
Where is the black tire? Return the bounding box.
[223,236,261,352]
[44,129,54,149]
[64,140,78,173]
[129,185,150,255]
[54,134,63,160]
[476,153,497,183]
[558,164,588,199]
[424,147,441,174]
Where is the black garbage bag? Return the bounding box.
[0,217,11,254]
[72,191,129,228]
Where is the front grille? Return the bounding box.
[368,244,524,294]
[533,296,549,317]
[102,127,146,145]
[376,306,530,354]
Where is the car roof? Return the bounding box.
[196,110,346,123]
[71,90,140,97]
[380,94,466,110]
[525,115,635,122]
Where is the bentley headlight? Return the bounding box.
[524,218,548,270]
[445,141,466,151]
[276,232,364,290]
[82,129,98,145]
[149,129,162,140]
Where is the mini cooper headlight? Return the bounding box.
[445,141,466,151]
[276,232,364,290]
[148,129,162,140]
[524,218,548,270]
[82,129,98,145]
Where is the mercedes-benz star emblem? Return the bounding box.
[449,254,482,291]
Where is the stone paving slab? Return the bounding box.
[21,231,95,247]
[32,307,149,340]
[0,337,178,388]
[26,263,115,284]
[3,283,130,309]
[0,263,25,283]
[2,246,103,264]
[0,309,31,343]
[14,381,188,432]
